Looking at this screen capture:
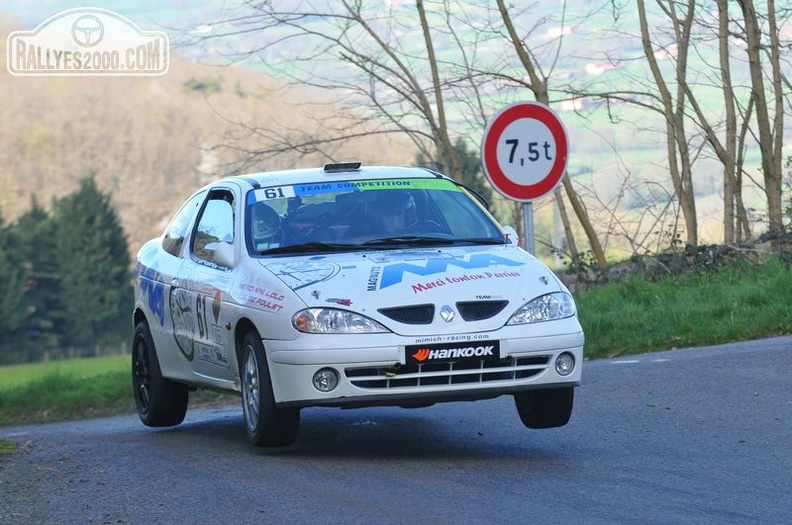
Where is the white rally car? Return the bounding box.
[132,163,584,447]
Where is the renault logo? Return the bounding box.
[439,305,455,322]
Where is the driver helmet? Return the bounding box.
[377,190,416,231]
[250,202,281,246]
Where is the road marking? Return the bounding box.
[611,358,673,365]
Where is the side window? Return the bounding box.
[431,190,500,238]
[162,191,207,257]
[192,190,235,264]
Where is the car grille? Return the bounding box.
[456,300,509,321]
[378,304,434,325]
[378,301,509,324]
[345,356,549,389]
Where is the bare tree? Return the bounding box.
[635,0,699,246]
[715,0,752,242]
[738,0,787,236]
[416,0,460,177]
[184,1,465,177]
[576,0,789,246]
[683,0,753,243]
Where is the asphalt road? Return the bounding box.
[1,336,790,524]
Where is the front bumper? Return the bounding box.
[265,323,584,408]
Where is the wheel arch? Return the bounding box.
[134,307,148,329]
[234,317,261,371]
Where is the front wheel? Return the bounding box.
[514,387,574,429]
[241,331,300,447]
[132,320,189,427]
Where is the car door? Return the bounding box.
[180,186,238,384]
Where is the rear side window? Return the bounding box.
[162,191,207,257]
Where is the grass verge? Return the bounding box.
[0,369,237,428]
[577,258,792,358]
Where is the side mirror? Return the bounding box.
[214,241,237,269]
[502,226,519,246]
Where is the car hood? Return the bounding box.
[260,244,569,336]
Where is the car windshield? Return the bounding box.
[245,177,505,255]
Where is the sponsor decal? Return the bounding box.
[367,265,381,291]
[290,178,460,196]
[379,253,524,289]
[232,268,288,312]
[413,334,491,344]
[169,288,194,360]
[195,341,228,368]
[212,289,222,323]
[137,265,165,326]
[326,298,353,306]
[406,341,501,364]
[410,270,521,294]
[238,283,285,312]
[268,261,340,290]
[169,289,226,362]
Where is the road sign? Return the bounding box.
[481,101,569,202]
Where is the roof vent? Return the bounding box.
[324,162,361,173]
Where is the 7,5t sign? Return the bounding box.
[481,101,569,202]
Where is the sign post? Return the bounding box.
[480,101,569,254]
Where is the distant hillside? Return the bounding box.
[0,25,415,256]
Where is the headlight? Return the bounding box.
[506,292,576,325]
[292,308,390,334]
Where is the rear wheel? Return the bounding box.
[132,320,189,427]
[241,331,300,447]
[514,387,574,429]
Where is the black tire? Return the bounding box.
[514,387,574,429]
[132,320,189,427]
[241,331,300,447]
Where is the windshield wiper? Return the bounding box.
[361,236,507,248]
[259,242,363,255]
[361,236,456,247]
[451,237,507,245]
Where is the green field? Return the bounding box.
[0,354,129,392]
[0,354,235,427]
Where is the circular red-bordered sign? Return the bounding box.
[481,101,569,202]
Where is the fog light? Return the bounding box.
[312,368,339,392]
[555,352,575,376]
